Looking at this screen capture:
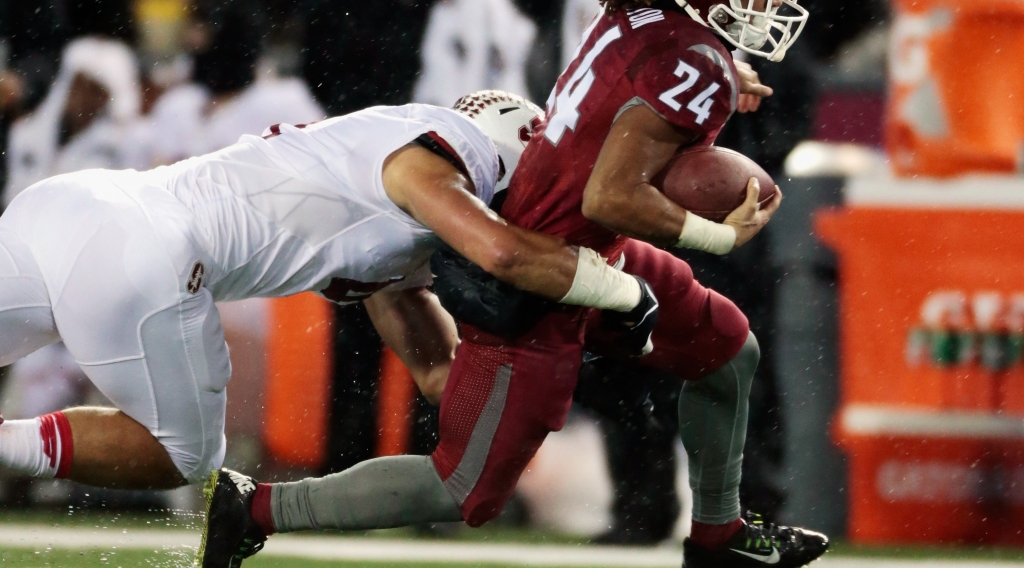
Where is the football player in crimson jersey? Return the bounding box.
[206,2,826,568]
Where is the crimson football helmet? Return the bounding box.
[676,0,808,61]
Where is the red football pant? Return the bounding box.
[431,240,750,526]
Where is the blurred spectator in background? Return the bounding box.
[1,35,142,426]
[0,0,147,205]
[0,2,66,192]
[414,0,535,106]
[146,0,322,166]
[3,37,142,205]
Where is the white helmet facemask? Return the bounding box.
[678,0,809,62]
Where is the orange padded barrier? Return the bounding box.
[262,294,334,468]
[375,348,417,457]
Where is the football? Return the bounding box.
[651,146,777,223]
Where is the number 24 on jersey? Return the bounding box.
[545,25,722,146]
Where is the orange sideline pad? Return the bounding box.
[818,207,1024,545]
[263,294,335,468]
[263,296,417,467]
[376,348,417,457]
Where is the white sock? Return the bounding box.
[0,413,73,478]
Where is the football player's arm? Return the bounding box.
[581,103,697,248]
[384,144,659,356]
[582,111,780,254]
[364,287,458,406]
[383,144,640,311]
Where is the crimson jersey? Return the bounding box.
[501,7,739,256]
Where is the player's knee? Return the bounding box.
[163,433,226,485]
[434,456,517,528]
[732,331,760,382]
[461,491,515,528]
[685,332,759,402]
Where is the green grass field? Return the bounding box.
[1,509,1023,568]
[0,548,576,568]
[2,544,1024,568]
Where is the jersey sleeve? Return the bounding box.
[632,43,737,138]
[383,263,434,292]
[430,111,500,207]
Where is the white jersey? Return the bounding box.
[137,103,499,304]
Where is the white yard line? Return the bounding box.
[0,524,1019,567]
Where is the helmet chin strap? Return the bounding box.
[675,1,709,25]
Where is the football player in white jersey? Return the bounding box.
[0,92,657,496]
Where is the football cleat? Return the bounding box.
[196,469,267,568]
[683,513,829,568]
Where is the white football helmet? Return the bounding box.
[453,90,544,194]
[676,0,809,62]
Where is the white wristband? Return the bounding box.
[559,247,642,312]
[675,211,737,255]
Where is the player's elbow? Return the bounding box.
[581,188,620,227]
[476,241,524,283]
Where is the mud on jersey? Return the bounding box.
[501,7,739,256]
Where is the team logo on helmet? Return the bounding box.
[453,90,545,194]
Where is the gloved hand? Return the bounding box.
[599,276,659,357]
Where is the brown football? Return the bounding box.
[651,146,776,223]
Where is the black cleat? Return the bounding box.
[196,469,267,568]
[683,514,829,568]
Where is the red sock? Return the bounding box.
[250,483,276,536]
[690,518,744,549]
[39,411,74,479]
